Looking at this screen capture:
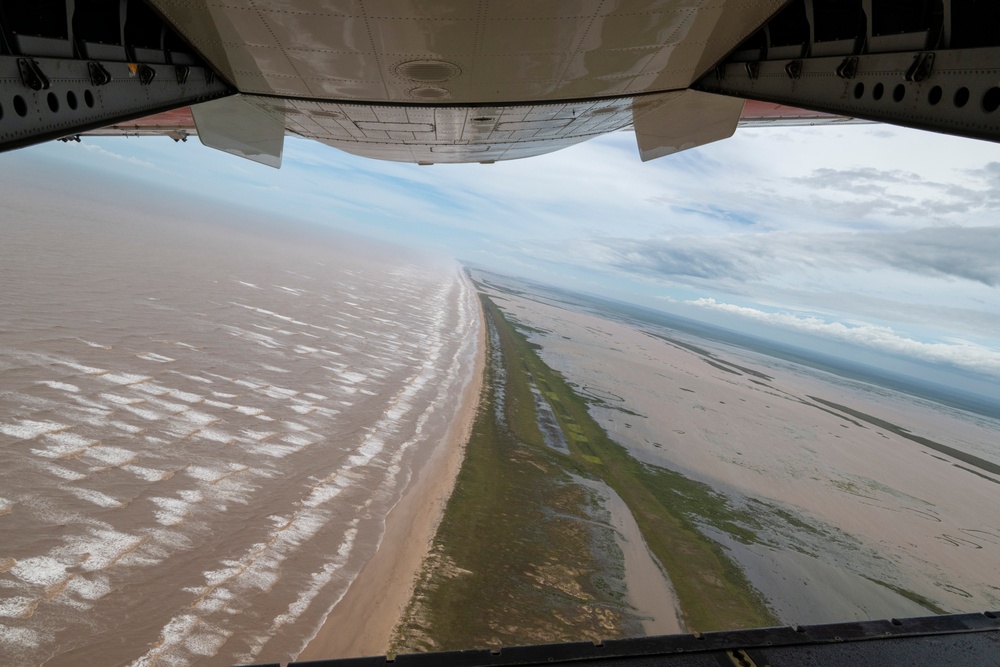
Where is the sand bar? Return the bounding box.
[577,477,683,636]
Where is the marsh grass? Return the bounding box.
[491,297,777,630]
[391,292,778,653]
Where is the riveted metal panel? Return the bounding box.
[694,48,1000,143]
[0,56,230,152]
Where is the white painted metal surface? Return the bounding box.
[145,1,788,163]
[633,89,744,160]
[192,96,286,167]
[234,93,670,163]
[149,1,784,103]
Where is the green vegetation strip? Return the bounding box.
[485,296,776,631]
[391,304,636,653]
[647,332,773,380]
[808,396,1000,477]
[862,577,949,615]
[393,292,776,653]
[705,359,742,376]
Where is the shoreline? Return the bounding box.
[388,292,775,652]
[295,289,486,662]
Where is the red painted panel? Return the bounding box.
[740,100,838,119]
[103,107,196,129]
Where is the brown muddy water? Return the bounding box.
[0,192,480,666]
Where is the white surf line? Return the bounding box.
[129,283,462,666]
[290,268,481,660]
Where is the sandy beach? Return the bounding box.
[486,287,1000,624]
[297,296,485,661]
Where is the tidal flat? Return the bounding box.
[392,289,779,653]
[393,270,1000,654]
[467,273,1000,628]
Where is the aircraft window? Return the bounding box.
[928,85,943,105]
[954,87,970,108]
[66,90,78,111]
[12,94,27,117]
[872,83,885,101]
[982,87,1000,113]
[853,82,865,99]
[892,84,906,102]
[46,91,59,113]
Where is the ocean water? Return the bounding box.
[0,191,480,666]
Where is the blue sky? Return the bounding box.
[3,121,1000,398]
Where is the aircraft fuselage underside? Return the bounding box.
[1,1,999,163]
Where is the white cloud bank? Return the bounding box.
[588,226,1000,288]
[687,298,1000,379]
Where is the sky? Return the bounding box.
[2,120,999,399]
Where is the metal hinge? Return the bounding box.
[726,648,762,667]
[17,59,50,90]
[836,56,859,79]
[905,52,935,82]
[88,61,112,86]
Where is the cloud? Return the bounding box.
[796,166,920,193]
[582,235,769,281]
[16,123,1000,390]
[830,226,1000,286]
[585,226,1000,288]
[687,298,1000,378]
[711,287,1000,340]
[690,131,1000,232]
[793,166,986,216]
